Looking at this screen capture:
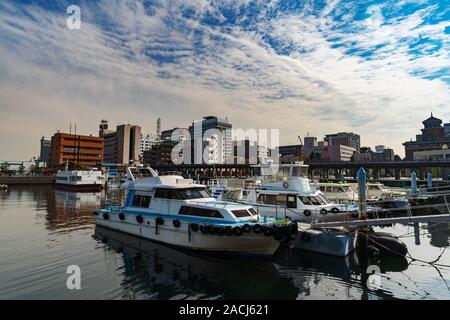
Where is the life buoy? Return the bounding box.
[273,227,285,241]
[350,212,359,219]
[225,226,233,236]
[253,224,262,234]
[320,208,328,215]
[200,225,207,234]
[215,227,225,236]
[207,225,215,235]
[173,219,181,228]
[190,223,199,232]
[136,215,144,224]
[283,181,289,189]
[118,213,125,221]
[303,210,311,217]
[232,226,243,236]
[102,212,109,220]
[264,227,273,237]
[331,207,340,214]
[156,217,164,225]
[243,224,252,233]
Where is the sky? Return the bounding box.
[0,0,449,161]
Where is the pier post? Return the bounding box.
[427,172,432,189]
[411,171,417,194]
[357,167,367,219]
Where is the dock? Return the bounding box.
[0,176,55,185]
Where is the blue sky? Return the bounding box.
[0,0,449,159]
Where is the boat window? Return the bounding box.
[175,188,211,199]
[307,196,320,205]
[141,196,152,208]
[132,195,152,208]
[178,206,224,218]
[317,194,330,204]
[319,186,325,191]
[132,195,142,207]
[299,196,310,205]
[286,195,297,208]
[248,208,258,216]
[314,196,326,205]
[154,188,171,199]
[342,186,352,192]
[231,210,251,218]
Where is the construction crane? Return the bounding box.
[297,135,305,161]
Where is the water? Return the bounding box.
[0,186,449,300]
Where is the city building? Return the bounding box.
[324,132,360,152]
[143,128,189,166]
[140,133,157,158]
[353,146,395,162]
[403,113,450,160]
[99,121,141,165]
[413,147,450,161]
[49,132,104,168]
[233,140,260,165]
[188,116,232,164]
[278,144,304,164]
[39,137,51,163]
[304,136,318,159]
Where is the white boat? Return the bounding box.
[314,182,358,204]
[350,182,406,201]
[55,170,104,191]
[210,162,362,223]
[95,167,298,257]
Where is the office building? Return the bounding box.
[325,132,360,152]
[39,137,51,163]
[49,132,104,168]
[100,121,141,165]
[188,116,232,164]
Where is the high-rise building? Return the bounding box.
[143,128,189,166]
[188,116,232,164]
[324,132,360,152]
[140,133,157,158]
[39,137,51,163]
[49,132,104,168]
[304,136,318,158]
[403,113,450,160]
[278,144,304,164]
[100,122,141,165]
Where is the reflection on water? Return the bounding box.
[0,186,449,299]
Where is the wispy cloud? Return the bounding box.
[0,0,449,159]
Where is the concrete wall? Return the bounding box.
[0,176,55,185]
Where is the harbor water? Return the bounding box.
[0,186,449,300]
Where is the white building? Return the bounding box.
[140,133,157,158]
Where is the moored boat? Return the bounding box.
[55,170,104,191]
[95,167,298,257]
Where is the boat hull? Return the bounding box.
[96,213,281,257]
[56,183,103,192]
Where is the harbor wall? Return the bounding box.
[0,176,55,185]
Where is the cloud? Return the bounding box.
[0,0,449,160]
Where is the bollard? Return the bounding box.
[427,172,432,189]
[411,171,417,194]
[357,167,367,218]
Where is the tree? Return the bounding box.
[0,162,8,176]
[360,147,372,154]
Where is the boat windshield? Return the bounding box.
[342,186,353,193]
[175,188,211,199]
[155,188,211,200]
